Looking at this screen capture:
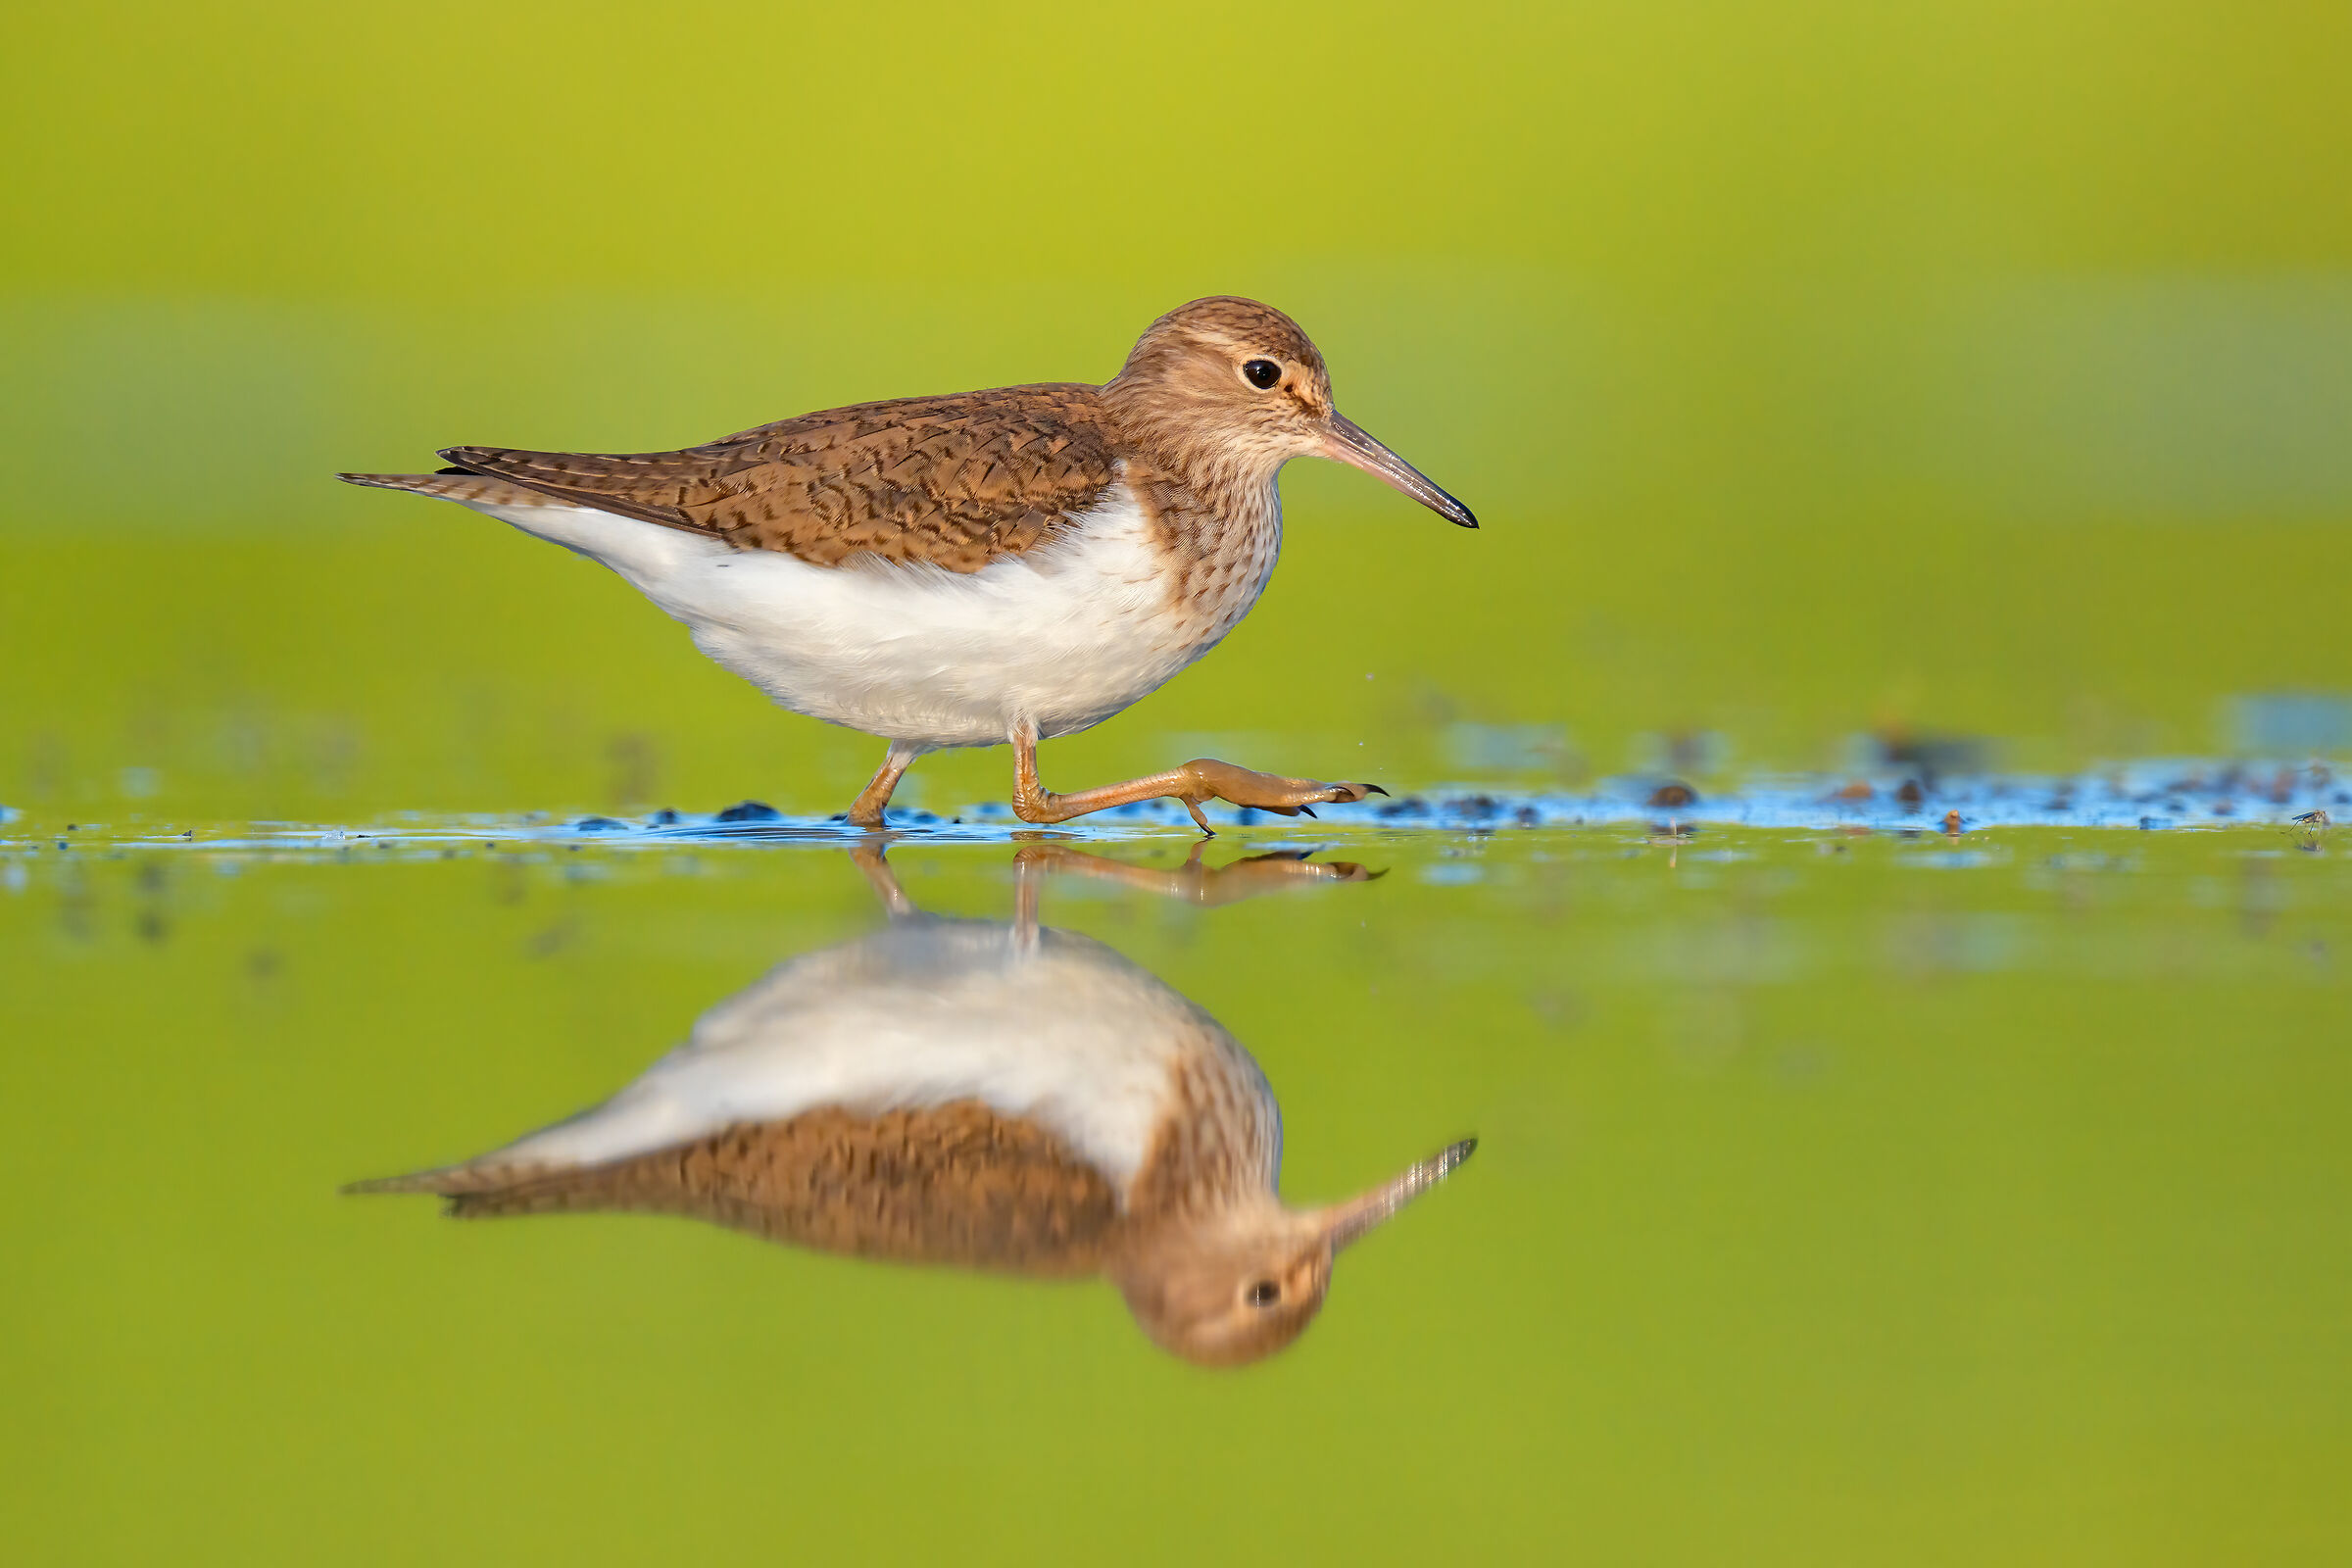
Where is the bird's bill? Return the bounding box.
[1320,416,1479,529]
[1320,1138,1478,1252]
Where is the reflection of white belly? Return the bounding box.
[473,485,1268,748]
[463,920,1273,1199]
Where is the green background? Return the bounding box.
[5,5,2351,1563]
[6,2,2349,822]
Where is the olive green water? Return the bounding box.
[3,826,2347,1562]
[7,3,2352,1561]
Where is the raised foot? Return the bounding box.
[1173,760,1387,831]
[1007,745,1389,833]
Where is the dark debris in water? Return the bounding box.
[5,759,2344,855]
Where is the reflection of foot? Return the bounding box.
[1012,843,1381,906]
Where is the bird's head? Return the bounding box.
[1105,297,1477,528]
[1108,1137,1476,1367]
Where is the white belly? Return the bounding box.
[471,485,1264,749]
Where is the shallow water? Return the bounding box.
[6,810,2347,1563]
[13,5,2352,1558]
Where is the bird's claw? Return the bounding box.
[1176,760,1386,819]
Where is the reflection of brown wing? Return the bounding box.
[408,1102,1119,1276]
[433,383,1119,573]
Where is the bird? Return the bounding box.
[346,845,1474,1366]
[338,297,1476,831]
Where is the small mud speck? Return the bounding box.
[1528,988,1587,1030]
[1895,779,1926,808]
[716,801,782,823]
[524,921,575,958]
[1646,781,1698,808]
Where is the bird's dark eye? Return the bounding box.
[1242,359,1283,390]
[1246,1280,1281,1308]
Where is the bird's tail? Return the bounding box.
[335,468,561,508]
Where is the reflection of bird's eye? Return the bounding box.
[1246,1280,1281,1308]
[1242,359,1282,390]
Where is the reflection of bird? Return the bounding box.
[340,298,1475,832]
[348,848,1472,1366]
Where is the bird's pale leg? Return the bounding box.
[1009,729,1386,835]
[846,742,922,829]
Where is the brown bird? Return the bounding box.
[346,846,1474,1366]
[339,297,1475,831]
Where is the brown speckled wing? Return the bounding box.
[439,383,1120,573]
[406,1102,1121,1276]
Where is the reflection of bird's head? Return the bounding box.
[1108,1140,1476,1368]
[1111,1212,1336,1367]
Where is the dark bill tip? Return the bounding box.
[1322,415,1480,530]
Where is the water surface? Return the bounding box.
[6,816,2345,1562]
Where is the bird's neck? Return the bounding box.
[1101,378,1290,641]
[1100,378,1288,519]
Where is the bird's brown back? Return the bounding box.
[436,384,1120,573]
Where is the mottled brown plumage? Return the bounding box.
[431,384,1117,572]
[358,1032,1282,1280]
[406,1102,1121,1275]
[341,297,1458,580]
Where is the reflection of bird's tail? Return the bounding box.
[341,1159,630,1222]
[339,1169,446,1197]
[340,1160,529,1199]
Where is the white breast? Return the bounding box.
[471,483,1273,749]
[454,919,1265,1199]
